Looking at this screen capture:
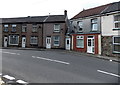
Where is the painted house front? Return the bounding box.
[70,4,110,55]
[101,2,120,57]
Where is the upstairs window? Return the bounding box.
[32,24,37,32]
[76,36,84,48]
[114,15,120,30]
[77,21,83,32]
[30,36,38,44]
[4,24,9,32]
[113,36,120,53]
[11,24,16,32]
[91,19,98,31]
[54,24,60,32]
[22,25,27,32]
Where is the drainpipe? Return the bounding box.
[99,15,102,55]
[42,15,50,48]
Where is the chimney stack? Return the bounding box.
[64,10,67,17]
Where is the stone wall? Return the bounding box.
[101,36,119,57]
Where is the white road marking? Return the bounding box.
[109,59,112,62]
[97,70,120,78]
[16,80,28,84]
[0,73,2,76]
[32,56,70,65]
[1,51,20,55]
[3,75,15,80]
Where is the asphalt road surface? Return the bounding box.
[1,49,120,83]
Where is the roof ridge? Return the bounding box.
[71,2,112,19]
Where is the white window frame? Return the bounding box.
[11,24,17,32]
[30,36,38,44]
[4,24,9,32]
[76,36,84,48]
[54,24,60,32]
[4,24,8,27]
[9,35,19,45]
[113,36,120,53]
[91,19,98,31]
[22,25,27,32]
[113,14,120,30]
[53,36,60,46]
[12,24,17,27]
[77,21,83,32]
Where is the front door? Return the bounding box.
[46,37,51,49]
[66,37,70,50]
[87,36,94,54]
[4,37,8,47]
[22,37,26,48]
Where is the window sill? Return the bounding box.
[76,46,84,48]
[9,44,18,45]
[113,51,120,54]
[53,32,60,33]
[77,31,83,33]
[54,45,59,46]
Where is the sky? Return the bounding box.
[0,0,120,19]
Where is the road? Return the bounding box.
[1,49,120,83]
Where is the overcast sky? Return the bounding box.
[0,0,119,19]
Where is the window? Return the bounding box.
[11,24,16,32]
[77,21,83,32]
[113,36,120,53]
[9,35,19,45]
[76,36,84,48]
[22,25,27,32]
[32,24,37,32]
[54,24,60,32]
[114,15,120,29]
[53,36,60,46]
[30,36,38,44]
[91,19,98,31]
[4,25,8,32]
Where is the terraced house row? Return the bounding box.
[69,1,120,57]
[1,10,68,49]
[1,1,120,57]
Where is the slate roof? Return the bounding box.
[2,15,65,23]
[71,3,111,19]
[101,1,120,14]
[45,15,66,22]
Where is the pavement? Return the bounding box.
[2,47,120,63]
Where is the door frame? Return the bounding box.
[46,37,51,49]
[4,36,8,47]
[22,37,26,48]
[65,37,71,50]
[87,36,95,54]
